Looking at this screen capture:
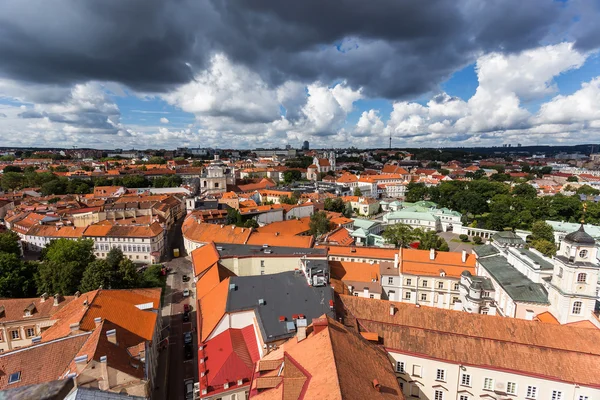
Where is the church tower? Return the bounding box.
[547,225,599,324]
[329,151,336,172]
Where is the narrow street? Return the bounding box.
[153,217,197,399]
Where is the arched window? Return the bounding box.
[577,273,587,283]
[572,301,582,315]
[579,249,588,258]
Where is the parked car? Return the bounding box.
[183,312,190,322]
[182,274,190,282]
[184,379,194,400]
[184,331,193,345]
[183,304,192,313]
[184,344,193,360]
[182,289,190,297]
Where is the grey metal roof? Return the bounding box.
[491,231,526,246]
[216,243,327,258]
[473,244,500,258]
[478,256,549,304]
[564,225,596,245]
[226,271,334,343]
[514,248,554,271]
[67,387,146,400]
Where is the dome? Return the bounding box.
[563,224,596,245]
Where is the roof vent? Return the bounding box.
[216,246,223,251]
[262,244,269,248]
[372,379,381,392]
[229,283,237,291]
[31,336,42,344]
[258,299,265,306]
[279,316,286,322]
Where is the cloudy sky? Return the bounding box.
[0,0,600,150]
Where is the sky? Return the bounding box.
[0,0,600,150]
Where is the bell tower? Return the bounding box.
[547,224,599,324]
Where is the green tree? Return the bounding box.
[3,165,22,173]
[324,197,345,213]
[148,156,166,164]
[531,239,557,257]
[283,170,302,184]
[106,247,124,272]
[36,239,96,295]
[405,182,429,202]
[353,187,362,196]
[0,254,37,298]
[226,209,243,226]
[414,229,449,251]
[80,260,113,292]
[382,223,416,248]
[512,183,537,199]
[566,176,579,182]
[1,172,24,191]
[576,185,600,196]
[116,258,141,288]
[0,231,21,256]
[279,195,297,205]
[140,264,162,288]
[530,221,555,243]
[309,211,330,236]
[244,219,259,229]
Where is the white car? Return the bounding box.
[182,289,190,297]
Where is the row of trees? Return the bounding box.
[0,233,163,298]
[0,170,183,194]
[406,180,600,231]
[382,223,449,251]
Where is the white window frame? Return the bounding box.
[577,273,587,283]
[526,385,537,399]
[551,390,563,400]
[395,361,405,373]
[459,396,469,400]
[572,301,582,315]
[434,390,444,400]
[506,381,517,395]
[460,373,471,387]
[483,377,494,390]
[435,368,445,382]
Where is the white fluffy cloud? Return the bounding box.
[160,117,169,124]
[382,42,597,145]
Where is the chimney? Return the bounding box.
[389,304,395,316]
[53,294,61,306]
[462,250,467,263]
[94,317,102,328]
[99,356,110,391]
[372,379,381,392]
[429,248,435,260]
[106,329,117,345]
[312,317,328,335]
[363,287,369,297]
[69,322,80,334]
[74,355,88,373]
[394,253,399,269]
[40,293,48,302]
[74,291,80,298]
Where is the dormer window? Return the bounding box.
[579,249,588,258]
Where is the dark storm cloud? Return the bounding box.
[0,0,597,99]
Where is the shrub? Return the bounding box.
[459,234,469,242]
[472,236,483,244]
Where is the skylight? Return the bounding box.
[8,371,21,384]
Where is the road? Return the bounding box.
[153,217,197,400]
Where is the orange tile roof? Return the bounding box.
[0,332,92,390]
[317,245,399,260]
[329,261,379,283]
[246,232,313,248]
[0,296,74,323]
[251,316,403,400]
[340,295,600,388]
[83,220,163,238]
[400,248,475,278]
[323,227,354,246]
[182,220,252,245]
[254,217,311,236]
[534,311,560,324]
[26,224,86,239]
[336,173,358,183]
[238,204,283,215]
[198,277,230,342]
[564,320,598,329]
[191,243,220,277]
